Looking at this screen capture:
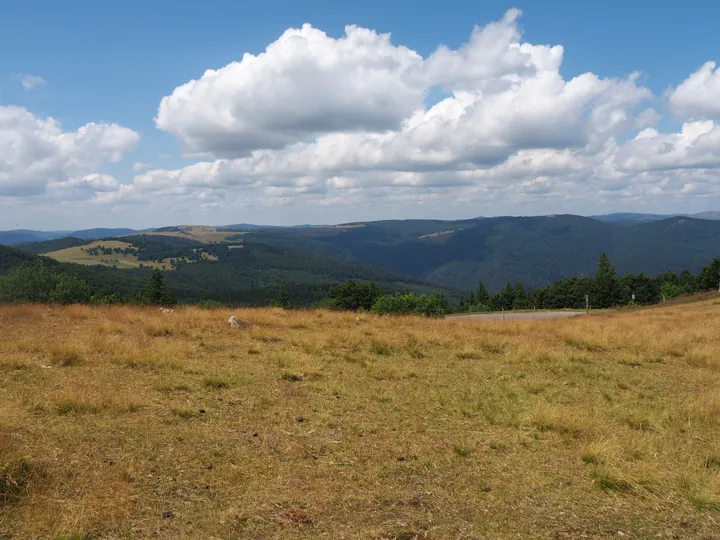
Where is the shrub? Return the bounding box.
[371,291,448,317]
[661,282,683,300]
[326,280,382,311]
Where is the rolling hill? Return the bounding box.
[1,239,447,306]
[242,215,720,291]
[6,214,720,294]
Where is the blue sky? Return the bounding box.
[1,1,719,229]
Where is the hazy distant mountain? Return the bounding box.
[591,212,671,223]
[591,211,720,224]
[71,228,138,239]
[692,211,720,220]
[3,211,719,247]
[221,223,318,231]
[0,229,70,246]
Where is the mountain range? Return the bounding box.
[2,213,720,301]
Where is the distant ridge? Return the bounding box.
[2,211,719,247]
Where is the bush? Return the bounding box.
[661,282,683,300]
[326,281,382,311]
[371,291,448,317]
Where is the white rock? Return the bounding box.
[228,315,250,328]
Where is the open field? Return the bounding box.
[44,241,219,270]
[44,241,168,270]
[128,226,242,244]
[2,302,720,538]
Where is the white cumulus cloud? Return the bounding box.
[156,23,424,156]
[668,61,720,119]
[0,106,139,196]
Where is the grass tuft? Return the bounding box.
[203,376,232,389]
[50,344,83,367]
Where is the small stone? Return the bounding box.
[296,417,305,423]
[228,316,251,328]
[397,456,406,462]
[482,487,492,493]
[199,409,206,414]
[162,511,174,519]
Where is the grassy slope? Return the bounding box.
[127,226,241,244]
[45,241,170,270]
[2,302,720,538]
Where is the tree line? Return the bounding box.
[2,252,719,316]
[456,254,720,312]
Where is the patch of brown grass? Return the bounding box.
[1,301,720,538]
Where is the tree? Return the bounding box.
[592,253,622,308]
[512,282,531,309]
[620,273,660,305]
[698,259,720,291]
[491,282,516,311]
[273,285,291,309]
[327,280,382,311]
[678,270,698,294]
[474,280,490,305]
[0,263,90,304]
[144,269,173,305]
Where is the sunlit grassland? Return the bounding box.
[1,301,720,538]
[44,241,167,270]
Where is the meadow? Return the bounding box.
[1,301,720,539]
[44,241,167,270]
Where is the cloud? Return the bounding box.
[20,74,46,91]
[614,121,720,172]
[668,62,720,119]
[156,23,424,157]
[133,162,151,172]
[142,10,653,195]
[4,11,720,228]
[0,106,139,196]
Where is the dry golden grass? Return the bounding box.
[127,226,240,244]
[1,301,720,538]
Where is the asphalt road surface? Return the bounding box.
[448,311,586,321]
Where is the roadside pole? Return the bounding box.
[585,294,589,315]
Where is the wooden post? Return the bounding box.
[585,294,589,314]
[502,306,505,321]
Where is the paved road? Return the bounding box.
[448,311,586,321]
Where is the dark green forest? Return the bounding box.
[242,215,720,291]
[2,214,720,312]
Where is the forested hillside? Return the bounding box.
[244,215,720,291]
[1,241,445,306]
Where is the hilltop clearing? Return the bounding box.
[127,225,242,244]
[2,301,720,538]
